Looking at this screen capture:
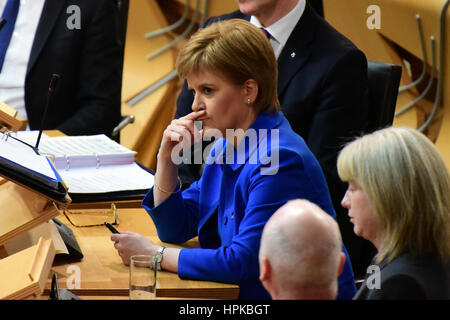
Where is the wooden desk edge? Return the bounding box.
[42,287,239,300]
[156,287,239,300]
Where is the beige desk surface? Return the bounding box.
[46,208,239,300]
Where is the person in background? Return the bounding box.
[175,0,372,278]
[259,199,346,299]
[338,127,450,299]
[0,0,122,137]
[111,19,356,300]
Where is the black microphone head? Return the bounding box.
[49,74,60,93]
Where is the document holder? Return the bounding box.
[30,134,154,206]
[0,237,55,299]
[0,131,71,247]
[0,101,27,132]
[0,181,69,247]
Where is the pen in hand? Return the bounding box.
[104,222,120,234]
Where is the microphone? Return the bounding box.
[35,74,60,150]
[111,114,135,137]
[0,18,6,31]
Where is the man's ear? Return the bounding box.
[338,252,346,276]
[260,256,278,298]
[260,256,271,282]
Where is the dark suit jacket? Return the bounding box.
[175,4,368,213]
[25,0,122,137]
[355,252,450,299]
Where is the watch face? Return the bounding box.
[155,247,165,263]
[155,251,163,271]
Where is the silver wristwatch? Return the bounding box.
[154,246,166,271]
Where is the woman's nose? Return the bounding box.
[191,95,205,112]
[341,190,350,209]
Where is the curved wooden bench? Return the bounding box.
[121,0,178,170]
[173,0,238,20]
[324,0,450,169]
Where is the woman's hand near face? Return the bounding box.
[159,110,205,159]
[154,110,205,206]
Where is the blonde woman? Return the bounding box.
[338,127,450,299]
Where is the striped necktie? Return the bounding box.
[0,0,20,72]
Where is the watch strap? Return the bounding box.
[156,246,166,271]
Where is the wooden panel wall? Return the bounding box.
[324,0,450,169]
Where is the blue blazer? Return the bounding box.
[175,3,371,277]
[143,112,356,299]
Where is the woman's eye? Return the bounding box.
[203,87,212,94]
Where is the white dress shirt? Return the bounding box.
[250,0,306,59]
[0,0,45,120]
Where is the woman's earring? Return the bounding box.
[247,98,252,104]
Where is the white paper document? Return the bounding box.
[34,134,135,158]
[12,130,48,143]
[0,134,56,180]
[10,132,152,194]
[61,162,154,193]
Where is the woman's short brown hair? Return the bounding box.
[176,19,280,114]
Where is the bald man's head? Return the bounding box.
[259,199,345,299]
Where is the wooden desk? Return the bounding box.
[46,208,239,299]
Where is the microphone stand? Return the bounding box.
[35,74,60,150]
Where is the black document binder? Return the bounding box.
[28,134,154,206]
[0,133,69,205]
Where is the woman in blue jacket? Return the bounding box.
[111,19,355,299]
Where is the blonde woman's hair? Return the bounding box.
[337,127,450,264]
[176,19,280,114]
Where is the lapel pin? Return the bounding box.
[291,52,296,58]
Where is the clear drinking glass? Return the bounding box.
[129,255,157,300]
